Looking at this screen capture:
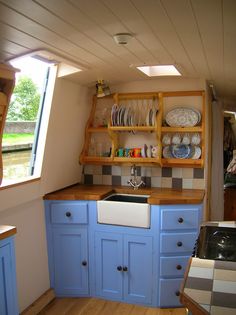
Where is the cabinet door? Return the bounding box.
[52,226,88,296]
[123,235,153,304]
[95,231,123,300]
[0,240,18,315]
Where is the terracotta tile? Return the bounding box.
[161,177,172,188]
[172,167,183,178]
[93,175,102,185]
[102,175,112,185]
[93,165,102,175]
[151,167,162,176]
[121,166,130,176]
[192,178,205,189]
[182,168,194,179]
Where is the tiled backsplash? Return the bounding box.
[82,165,205,189]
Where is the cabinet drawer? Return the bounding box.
[161,208,199,230]
[51,202,88,224]
[160,256,190,277]
[159,278,183,307]
[160,232,197,254]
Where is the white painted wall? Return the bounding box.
[0,77,90,312]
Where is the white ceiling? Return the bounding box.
[0,0,236,103]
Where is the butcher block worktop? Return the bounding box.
[44,184,205,204]
[0,225,17,240]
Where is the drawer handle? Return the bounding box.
[176,264,182,270]
[178,217,184,223]
[82,261,87,266]
[122,266,128,272]
[175,290,180,297]
[65,211,71,217]
[177,241,183,247]
[117,266,122,271]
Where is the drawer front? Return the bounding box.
[161,208,199,230]
[160,256,190,277]
[159,278,183,307]
[51,202,88,224]
[160,232,197,254]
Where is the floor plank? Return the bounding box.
[40,297,187,315]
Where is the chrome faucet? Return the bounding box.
[127,164,145,190]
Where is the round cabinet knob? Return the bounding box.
[178,217,184,223]
[122,266,128,272]
[117,266,122,271]
[175,291,180,297]
[65,211,71,217]
[176,264,182,270]
[82,261,87,266]
[177,241,183,247]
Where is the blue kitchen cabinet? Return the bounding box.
[0,236,18,315]
[95,231,123,300]
[45,200,89,297]
[157,204,202,307]
[95,231,153,305]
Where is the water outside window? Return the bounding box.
[2,56,50,181]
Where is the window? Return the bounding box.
[1,56,57,186]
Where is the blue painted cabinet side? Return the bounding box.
[0,236,18,315]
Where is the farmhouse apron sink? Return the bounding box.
[97,193,150,228]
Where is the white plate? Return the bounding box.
[165,107,200,127]
[163,146,173,158]
[191,146,201,159]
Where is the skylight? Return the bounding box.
[137,65,181,77]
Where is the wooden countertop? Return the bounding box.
[44,184,205,204]
[0,225,17,240]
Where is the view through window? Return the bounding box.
[2,56,52,184]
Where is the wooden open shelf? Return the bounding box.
[80,90,205,168]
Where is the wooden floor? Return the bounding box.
[39,297,187,315]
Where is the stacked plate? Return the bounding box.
[162,144,201,159]
[165,107,201,127]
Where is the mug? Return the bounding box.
[124,148,133,157]
[116,148,124,157]
[133,148,141,158]
[151,146,158,158]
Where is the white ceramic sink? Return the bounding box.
[97,193,150,228]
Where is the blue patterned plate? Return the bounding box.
[171,144,191,159]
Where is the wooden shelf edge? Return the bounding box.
[161,158,204,168]
[161,126,203,132]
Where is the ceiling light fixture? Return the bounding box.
[113,33,133,45]
[137,65,181,77]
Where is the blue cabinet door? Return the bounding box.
[95,231,123,300]
[0,237,18,315]
[123,235,153,305]
[52,226,89,296]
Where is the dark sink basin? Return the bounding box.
[104,194,148,203]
